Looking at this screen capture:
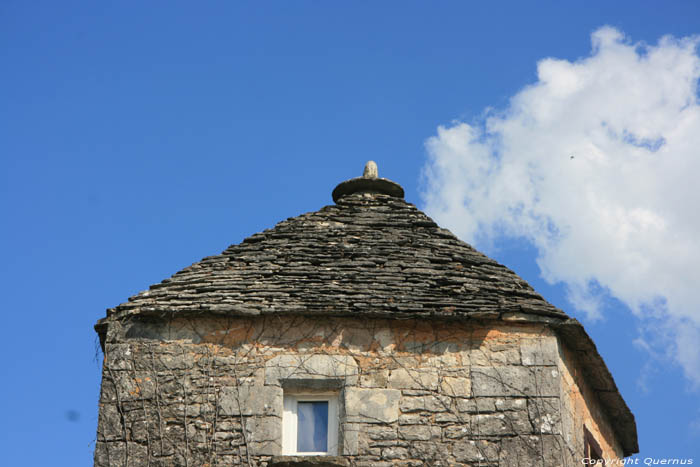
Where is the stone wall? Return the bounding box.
[95,315,618,466]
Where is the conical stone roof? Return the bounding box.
[106,166,567,323]
[98,162,637,456]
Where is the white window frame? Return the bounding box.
[282,393,339,456]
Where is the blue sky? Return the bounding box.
[2,1,699,464]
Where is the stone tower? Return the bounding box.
[94,163,638,466]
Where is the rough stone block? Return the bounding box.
[159,351,195,370]
[399,395,450,413]
[129,419,151,442]
[345,388,400,424]
[366,425,398,440]
[453,439,499,463]
[127,442,149,465]
[472,413,511,435]
[439,376,471,397]
[105,344,134,370]
[444,425,470,439]
[471,366,559,397]
[499,435,563,467]
[473,410,531,435]
[399,396,425,413]
[219,385,282,417]
[342,423,360,455]
[94,441,126,467]
[372,329,394,353]
[426,353,460,368]
[388,367,439,391]
[97,404,123,441]
[495,397,527,411]
[408,441,442,460]
[382,446,409,460]
[100,371,157,402]
[265,354,358,386]
[455,397,498,414]
[359,370,389,388]
[435,412,460,423]
[470,346,521,366]
[244,416,282,455]
[528,397,561,434]
[521,336,559,366]
[399,413,429,425]
[398,425,440,441]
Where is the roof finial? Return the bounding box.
[363,160,378,179]
[331,160,404,202]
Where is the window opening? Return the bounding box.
[283,393,339,455]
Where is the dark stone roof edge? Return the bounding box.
[95,309,638,455]
[102,302,568,323]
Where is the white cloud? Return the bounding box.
[422,27,700,388]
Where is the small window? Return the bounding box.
[283,393,339,455]
[584,426,605,465]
